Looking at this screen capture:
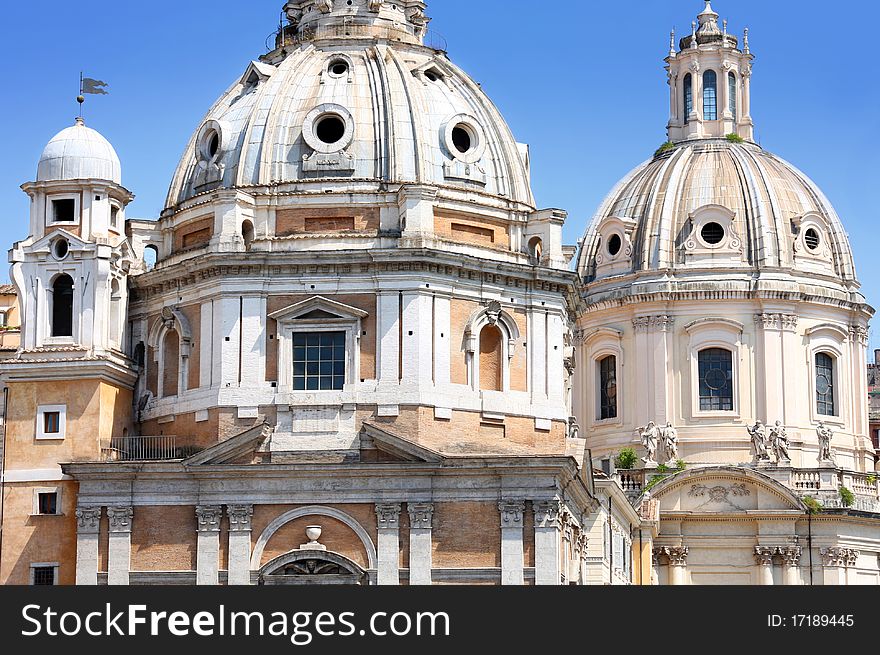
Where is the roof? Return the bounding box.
[37,117,122,184]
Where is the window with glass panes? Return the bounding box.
[703,70,718,121]
[38,492,58,515]
[728,72,737,119]
[816,352,836,416]
[698,348,733,411]
[683,74,693,123]
[599,355,618,420]
[292,331,346,391]
[43,411,60,434]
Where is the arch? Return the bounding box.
[143,245,158,271]
[527,236,543,264]
[50,274,74,338]
[250,506,377,571]
[241,220,255,250]
[703,70,718,121]
[464,303,521,392]
[683,73,693,124]
[258,550,367,585]
[479,324,503,391]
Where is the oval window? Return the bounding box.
[607,234,622,257]
[701,222,725,245]
[804,228,821,251]
[451,125,472,154]
[328,60,349,77]
[53,239,69,260]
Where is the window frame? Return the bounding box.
[806,327,847,427]
[36,404,67,440]
[30,563,59,586]
[580,329,624,428]
[598,354,618,421]
[697,347,735,412]
[292,330,348,392]
[683,73,693,124]
[814,351,839,419]
[685,318,744,420]
[47,194,80,226]
[32,487,62,516]
[728,71,737,120]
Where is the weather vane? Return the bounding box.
[77,73,110,118]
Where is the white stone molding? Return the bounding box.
[196,505,222,585]
[821,547,860,568]
[499,500,525,586]
[631,316,651,333]
[408,503,434,586]
[376,503,402,586]
[533,500,563,529]
[250,506,377,571]
[533,500,563,585]
[75,505,102,586]
[777,546,802,567]
[463,301,520,392]
[499,500,525,529]
[107,506,133,586]
[227,504,254,586]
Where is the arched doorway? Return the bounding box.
[258,550,368,586]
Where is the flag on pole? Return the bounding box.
[82,77,109,95]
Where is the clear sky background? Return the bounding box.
[1,1,878,343]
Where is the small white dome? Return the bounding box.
[37,118,122,184]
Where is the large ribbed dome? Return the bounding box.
[577,139,862,302]
[37,117,122,184]
[165,2,533,210]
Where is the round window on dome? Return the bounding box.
[328,60,349,77]
[316,114,347,145]
[804,227,821,252]
[701,222,726,245]
[607,234,622,257]
[52,238,69,260]
[200,128,221,161]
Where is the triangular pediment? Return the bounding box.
[240,60,276,87]
[360,422,444,463]
[184,423,273,466]
[268,296,369,322]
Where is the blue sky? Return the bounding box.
[1,1,878,344]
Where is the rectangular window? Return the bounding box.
[32,566,56,586]
[37,492,58,515]
[110,206,119,228]
[599,355,618,420]
[44,411,61,434]
[698,348,733,411]
[816,352,836,416]
[52,198,76,223]
[292,331,346,391]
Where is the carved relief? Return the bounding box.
[408,503,434,530]
[499,500,525,529]
[107,506,133,533]
[821,547,860,568]
[817,422,837,465]
[196,505,223,533]
[655,545,689,566]
[688,483,750,502]
[754,546,774,566]
[227,504,254,532]
[533,500,563,529]
[76,506,102,533]
[778,546,802,567]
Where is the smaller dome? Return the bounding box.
[37,117,122,184]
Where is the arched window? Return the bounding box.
[698,348,732,411]
[728,72,737,120]
[598,355,618,420]
[51,274,74,337]
[144,245,158,271]
[161,328,180,397]
[527,236,543,264]
[816,352,836,416]
[242,220,255,250]
[683,73,693,124]
[479,325,503,392]
[703,70,717,121]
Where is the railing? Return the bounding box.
[791,470,820,492]
[104,436,179,462]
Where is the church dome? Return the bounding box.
[37,117,122,185]
[577,138,861,302]
[165,0,533,210]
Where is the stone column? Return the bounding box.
[375,503,402,586]
[821,547,859,585]
[227,505,254,586]
[107,506,133,586]
[533,500,563,586]
[754,546,775,585]
[75,506,102,585]
[408,503,434,586]
[778,546,802,586]
[499,500,525,586]
[196,505,222,586]
[666,546,689,586]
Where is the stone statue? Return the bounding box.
[660,422,679,465]
[638,421,659,466]
[817,421,836,465]
[567,417,581,441]
[747,420,770,462]
[769,421,791,463]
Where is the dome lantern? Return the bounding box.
[666,1,753,142]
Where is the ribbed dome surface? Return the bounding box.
[37,118,122,184]
[165,39,534,209]
[577,139,859,290]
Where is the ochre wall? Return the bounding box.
[130,506,197,572]
[431,502,500,568]
[275,208,380,237]
[434,212,511,250]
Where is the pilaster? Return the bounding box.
[408,503,434,586]
[376,503,402,586]
[196,505,222,586]
[533,500,562,585]
[107,506,133,586]
[227,504,254,586]
[75,506,102,586]
[499,500,525,586]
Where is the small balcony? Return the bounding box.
[102,435,188,462]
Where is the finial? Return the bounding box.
[669,29,676,56]
[743,27,750,54]
[723,19,727,37]
[691,21,698,48]
[74,116,85,127]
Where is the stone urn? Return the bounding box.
[306,526,323,544]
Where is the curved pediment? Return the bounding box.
[645,466,806,513]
